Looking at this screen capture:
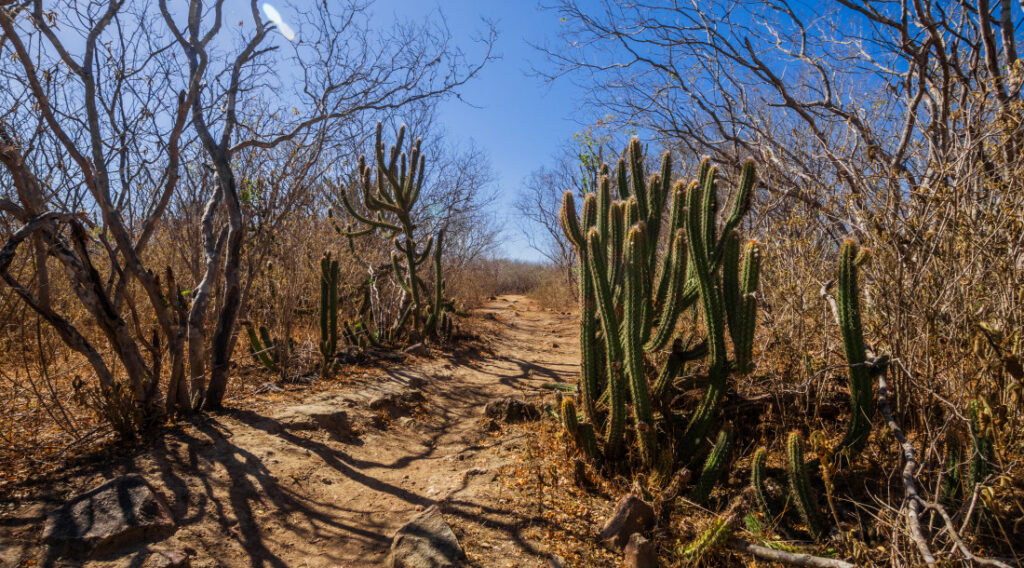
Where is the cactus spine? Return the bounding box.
[836,239,874,463]
[787,431,826,541]
[319,253,339,376]
[691,425,733,504]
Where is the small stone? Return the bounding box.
[387,505,465,567]
[43,475,174,559]
[623,533,657,568]
[274,405,354,440]
[403,343,428,356]
[598,495,655,551]
[483,397,540,423]
[144,548,191,568]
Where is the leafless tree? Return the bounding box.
[0,0,495,427]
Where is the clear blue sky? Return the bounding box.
[369,1,591,262]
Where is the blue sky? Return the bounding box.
[369,1,590,262]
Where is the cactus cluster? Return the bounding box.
[559,138,759,470]
[339,122,450,344]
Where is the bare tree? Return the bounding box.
[0,0,495,428]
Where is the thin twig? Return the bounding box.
[923,501,1014,568]
[729,538,856,568]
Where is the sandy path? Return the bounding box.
[3,295,579,568]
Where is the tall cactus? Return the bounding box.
[836,239,874,463]
[339,122,448,343]
[319,252,339,376]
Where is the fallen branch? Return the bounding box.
[877,371,936,566]
[923,501,1013,568]
[728,538,855,568]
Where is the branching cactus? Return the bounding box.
[339,122,449,343]
[557,135,759,471]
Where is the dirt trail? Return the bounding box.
[3,295,580,567]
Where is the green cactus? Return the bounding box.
[623,224,655,465]
[690,425,733,504]
[246,324,280,373]
[339,122,448,343]
[561,191,602,426]
[677,182,728,463]
[723,233,761,374]
[787,431,826,541]
[941,432,964,503]
[577,422,600,461]
[319,252,339,376]
[968,399,995,489]
[751,447,777,518]
[586,227,627,455]
[680,513,734,564]
[561,397,579,440]
[835,239,874,464]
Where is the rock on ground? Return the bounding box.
[483,397,539,423]
[42,474,174,559]
[273,404,355,440]
[143,548,192,568]
[387,505,465,568]
[624,533,657,568]
[598,494,655,551]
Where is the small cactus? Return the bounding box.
[787,431,826,541]
[751,447,777,518]
[246,324,280,373]
[680,513,734,564]
[968,399,995,489]
[690,425,733,504]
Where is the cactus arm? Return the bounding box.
[700,165,719,260]
[624,225,655,465]
[586,228,627,453]
[616,157,630,200]
[559,191,585,250]
[425,231,445,335]
[711,158,756,265]
[736,240,761,374]
[339,190,401,232]
[645,229,688,352]
[678,183,728,462]
[628,138,648,220]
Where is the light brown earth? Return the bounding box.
[1,295,597,568]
